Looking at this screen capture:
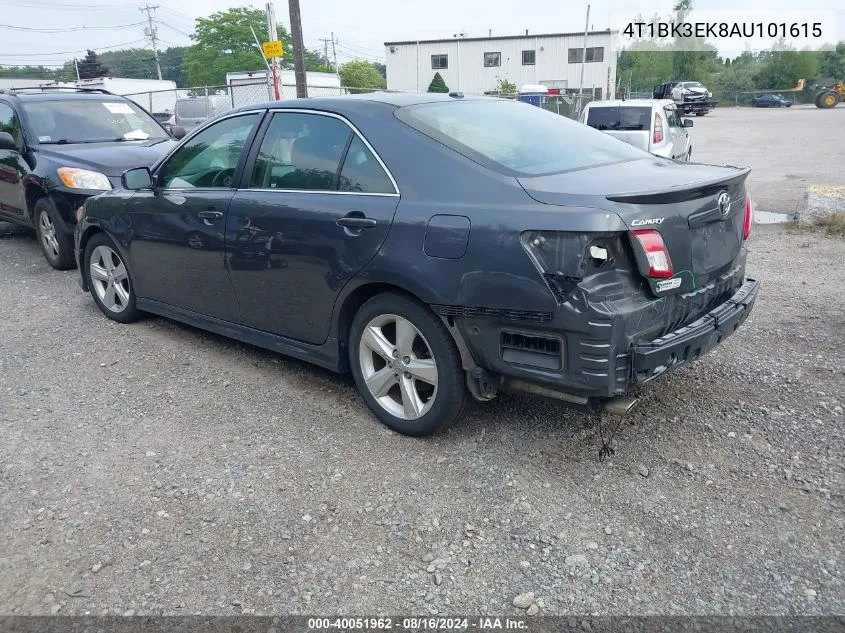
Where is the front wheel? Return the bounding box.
[349,293,467,437]
[83,232,140,323]
[34,198,75,270]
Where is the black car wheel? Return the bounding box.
[349,293,467,437]
[83,233,140,323]
[34,198,75,270]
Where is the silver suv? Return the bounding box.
[581,99,693,161]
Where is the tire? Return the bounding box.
[83,232,140,323]
[349,293,467,437]
[33,198,75,270]
[817,91,839,109]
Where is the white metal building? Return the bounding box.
[384,30,617,98]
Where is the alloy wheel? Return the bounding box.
[89,245,131,313]
[358,314,439,420]
[38,211,60,260]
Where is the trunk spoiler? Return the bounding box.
[606,166,751,205]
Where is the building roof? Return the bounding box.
[384,30,614,46]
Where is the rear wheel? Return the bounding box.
[33,198,75,270]
[817,90,839,109]
[83,232,140,323]
[349,293,466,437]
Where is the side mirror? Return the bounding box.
[0,132,18,152]
[170,125,186,140]
[682,119,694,128]
[121,167,153,190]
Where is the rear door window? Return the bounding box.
[338,136,395,194]
[586,106,651,131]
[249,112,351,191]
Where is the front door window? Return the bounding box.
[158,114,260,189]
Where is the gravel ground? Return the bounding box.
[0,222,843,617]
[691,105,845,216]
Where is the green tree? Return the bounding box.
[77,49,109,79]
[373,62,386,80]
[495,77,517,95]
[304,49,332,72]
[184,7,292,86]
[427,71,449,93]
[339,60,387,92]
[754,43,820,90]
[159,46,188,87]
[0,65,60,79]
[819,42,845,80]
[99,48,157,79]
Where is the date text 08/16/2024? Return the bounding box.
[307,617,528,630]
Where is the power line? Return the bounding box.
[0,0,139,8]
[0,20,147,32]
[0,38,147,57]
[155,21,192,38]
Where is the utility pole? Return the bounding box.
[287,0,307,97]
[74,59,81,81]
[139,3,163,80]
[577,3,590,116]
[265,2,282,100]
[331,32,337,72]
[319,36,330,70]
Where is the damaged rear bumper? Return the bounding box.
[632,278,759,383]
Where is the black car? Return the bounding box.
[75,93,759,437]
[752,93,792,108]
[0,88,183,269]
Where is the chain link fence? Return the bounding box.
[123,81,377,120]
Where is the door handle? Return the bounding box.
[336,216,377,229]
[198,210,223,220]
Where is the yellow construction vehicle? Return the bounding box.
[814,82,844,109]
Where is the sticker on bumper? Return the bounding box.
[656,277,682,292]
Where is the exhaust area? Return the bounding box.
[601,396,639,416]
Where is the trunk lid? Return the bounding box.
[518,157,750,303]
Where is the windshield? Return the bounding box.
[23,99,167,144]
[176,100,210,119]
[586,106,651,132]
[397,100,649,176]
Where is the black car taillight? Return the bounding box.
[630,229,673,278]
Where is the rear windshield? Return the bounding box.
[23,99,167,144]
[396,100,648,176]
[176,100,210,118]
[586,106,652,131]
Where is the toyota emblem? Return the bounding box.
[717,191,731,217]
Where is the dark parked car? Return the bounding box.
[752,93,792,108]
[75,94,759,437]
[0,87,184,269]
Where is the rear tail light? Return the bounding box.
[631,229,673,278]
[653,113,664,144]
[743,195,753,240]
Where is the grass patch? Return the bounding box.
[813,212,845,237]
